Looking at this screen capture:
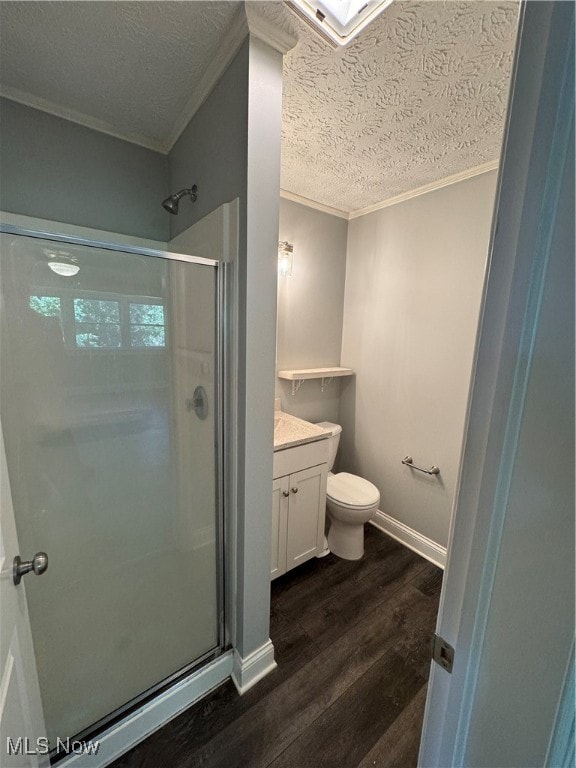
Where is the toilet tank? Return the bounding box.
[317,422,342,471]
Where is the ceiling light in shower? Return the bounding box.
[285,0,394,47]
[162,185,198,215]
[278,241,294,277]
[44,248,80,276]
[48,262,80,277]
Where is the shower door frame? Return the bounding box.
[0,222,231,763]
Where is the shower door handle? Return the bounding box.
[13,552,49,586]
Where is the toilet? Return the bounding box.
[317,422,380,560]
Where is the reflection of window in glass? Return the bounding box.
[30,295,62,318]
[74,298,121,348]
[28,293,165,350]
[129,303,166,347]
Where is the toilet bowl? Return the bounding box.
[317,423,380,560]
[326,472,380,559]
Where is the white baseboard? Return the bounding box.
[58,652,233,768]
[370,510,447,569]
[231,639,277,695]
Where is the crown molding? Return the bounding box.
[279,189,349,219]
[167,0,299,151]
[0,86,165,153]
[1,4,296,156]
[281,160,500,221]
[165,6,250,152]
[0,8,246,157]
[245,2,298,55]
[348,161,500,219]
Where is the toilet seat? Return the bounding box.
[327,472,380,509]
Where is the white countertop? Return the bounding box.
[274,411,330,451]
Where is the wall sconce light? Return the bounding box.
[278,241,294,277]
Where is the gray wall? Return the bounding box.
[0,98,169,241]
[276,199,348,423]
[339,171,498,548]
[168,41,248,239]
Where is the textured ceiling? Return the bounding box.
[0,1,519,214]
[281,0,519,212]
[0,1,243,151]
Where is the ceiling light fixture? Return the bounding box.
[48,262,80,277]
[44,249,80,277]
[285,0,394,47]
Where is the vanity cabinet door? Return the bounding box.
[285,464,327,571]
[271,476,289,579]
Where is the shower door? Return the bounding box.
[0,230,224,752]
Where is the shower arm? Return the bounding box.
[174,186,197,203]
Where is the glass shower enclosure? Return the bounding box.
[0,228,225,753]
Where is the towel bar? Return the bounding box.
[402,456,440,475]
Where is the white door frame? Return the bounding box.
[419,2,574,764]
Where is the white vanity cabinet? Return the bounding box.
[271,438,328,580]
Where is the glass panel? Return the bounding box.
[129,302,164,325]
[129,302,166,348]
[75,322,122,347]
[73,297,120,323]
[0,233,220,748]
[130,324,166,347]
[30,295,62,318]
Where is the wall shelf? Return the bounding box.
[277,367,354,395]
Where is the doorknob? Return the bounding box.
[13,552,48,586]
[186,386,208,420]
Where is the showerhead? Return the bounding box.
[162,185,198,215]
[162,196,179,215]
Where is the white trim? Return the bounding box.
[348,161,500,219]
[231,640,277,695]
[0,86,165,154]
[370,511,447,570]
[281,161,500,222]
[57,652,233,768]
[245,2,298,55]
[279,189,349,219]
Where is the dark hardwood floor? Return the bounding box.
[112,526,442,768]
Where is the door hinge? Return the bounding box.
[432,633,454,673]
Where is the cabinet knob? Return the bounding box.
[291,487,298,494]
[282,490,290,497]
